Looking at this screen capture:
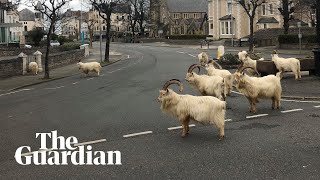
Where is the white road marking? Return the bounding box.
[225,119,233,122]
[177,51,185,54]
[123,131,153,138]
[281,109,303,113]
[100,74,105,77]
[0,89,33,97]
[281,99,320,103]
[188,54,196,57]
[127,55,130,58]
[87,78,94,81]
[72,82,79,85]
[73,139,106,146]
[314,105,320,108]
[246,114,268,119]
[167,124,196,131]
[232,91,243,95]
[108,56,144,74]
[45,86,65,90]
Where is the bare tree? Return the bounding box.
[238,0,265,52]
[126,0,139,42]
[28,0,71,79]
[84,16,98,48]
[315,0,320,46]
[278,0,295,34]
[137,0,148,37]
[89,0,120,62]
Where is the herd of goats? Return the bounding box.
[158,50,302,140]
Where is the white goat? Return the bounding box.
[158,79,226,140]
[271,50,301,80]
[28,62,39,75]
[77,61,102,76]
[238,51,264,76]
[198,52,209,66]
[205,60,233,96]
[233,67,282,113]
[185,64,226,101]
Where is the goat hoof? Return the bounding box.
[181,134,187,138]
[219,135,224,141]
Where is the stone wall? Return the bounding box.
[0,57,23,78]
[0,47,65,56]
[279,43,317,50]
[0,49,85,79]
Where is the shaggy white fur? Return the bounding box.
[271,51,301,80]
[28,62,39,75]
[77,62,102,76]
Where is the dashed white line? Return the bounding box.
[72,82,79,85]
[246,114,269,119]
[188,54,196,57]
[281,109,303,113]
[314,105,320,108]
[168,124,196,131]
[44,86,65,90]
[177,51,185,54]
[123,131,153,138]
[87,78,94,81]
[0,89,33,97]
[73,139,106,146]
[225,119,233,122]
[281,99,320,103]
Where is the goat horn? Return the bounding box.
[162,79,184,92]
[241,67,260,76]
[188,64,201,73]
[211,60,223,69]
[272,50,278,54]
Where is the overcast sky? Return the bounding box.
[18,0,90,12]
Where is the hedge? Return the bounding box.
[165,35,207,40]
[278,34,317,44]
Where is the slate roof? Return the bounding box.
[219,15,235,20]
[113,3,130,14]
[19,8,35,21]
[166,0,207,13]
[289,19,308,27]
[257,17,279,24]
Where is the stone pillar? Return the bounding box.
[80,44,90,57]
[18,52,28,75]
[34,50,43,72]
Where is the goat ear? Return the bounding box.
[166,89,169,93]
[245,54,249,58]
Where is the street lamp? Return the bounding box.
[297,22,302,55]
[80,0,84,45]
[313,0,320,76]
[230,0,234,47]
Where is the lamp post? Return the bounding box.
[80,0,84,45]
[313,0,320,76]
[230,0,234,47]
[297,22,302,55]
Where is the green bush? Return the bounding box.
[166,35,207,40]
[28,28,45,46]
[57,36,73,45]
[278,34,317,44]
[59,42,81,51]
[219,53,240,65]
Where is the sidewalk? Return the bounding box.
[0,49,124,92]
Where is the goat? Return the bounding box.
[271,50,301,80]
[205,60,233,96]
[233,67,282,113]
[198,52,209,66]
[28,62,39,75]
[77,61,102,76]
[185,64,226,101]
[238,51,264,76]
[158,79,226,140]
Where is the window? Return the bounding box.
[24,26,28,31]
[262,3,266,15]
[269,4,273,14]
[103,26,106,31]
[116,16,119,20]
[173,13,179,19]
[210,23,213,29]
[181,26,184,34]
[263,24,267,29]
[0,10,4,23]
[220,21,233,35]
[117,27,120,31]
[183,14,188,19]
[122,16,124,20]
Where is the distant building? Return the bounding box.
[61,9,88,39]
[19,8,44,33]
[0,0,22,45]
[149,0,208,37]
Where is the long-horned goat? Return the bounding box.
[238,51,264,76]
[205,60,233,95]
[233,67,282,113]
[198,52,209,66]
[77,61,102,76]
[28,62,39,75]
[185,64,226,101]
[158,79,226,140]
[271,50,301,80]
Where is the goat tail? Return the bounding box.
[297,60,301,72]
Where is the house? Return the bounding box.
[208,0,313,41]
[61,9,89,39]
[19,8,44,33]
[0,0,22,45]
[149,0,208,37]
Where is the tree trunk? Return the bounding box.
[316,0,320,46]
[44,23,54,79]
[282,0,290,35]
[105,11,111,63]
[249,16,254,52]
[89,30,93,48]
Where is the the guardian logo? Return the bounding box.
[15,131,121,165]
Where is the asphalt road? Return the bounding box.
[0,43,320,179]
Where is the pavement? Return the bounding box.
[0,45,125,92]
[0,42,320,179]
